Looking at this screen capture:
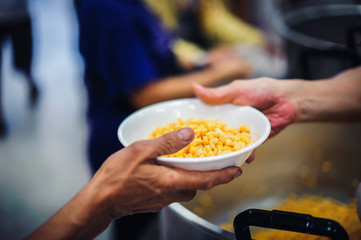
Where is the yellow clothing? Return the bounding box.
[144,0,266,46]
[143,0,266,64]
[143,0,179,30]
[200,0,266,46]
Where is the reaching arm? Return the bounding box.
[130,56,251,108]
[293,66,361,123]
[193,66,361,137]
[25,128,242,240]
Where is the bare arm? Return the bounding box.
[130,57,251,108]
[293,66,361,123]
[193,66,361,137]
[25,128,241,240]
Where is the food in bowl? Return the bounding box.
[117,98,270,171]
[148,117,254,158]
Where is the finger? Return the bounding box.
[130,207,164,215]
[146,128,195,158]
[171,166,242,190]
[156,190,197,205]
[170,190,197,203]
[136,190,196,212]
[192,83,236,105]
[246,151,255,163]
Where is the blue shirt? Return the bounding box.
[77,0,180,171]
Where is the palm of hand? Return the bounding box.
[230,80,296,138]
[231,80,296,137]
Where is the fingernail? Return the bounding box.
[193,83,205,91]
[234,168,242,177]
[177,128,193,142]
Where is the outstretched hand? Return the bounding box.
[92,127,242,218]
[26,128,242,240]
[193,79,296,137]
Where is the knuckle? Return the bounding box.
[129,140,146,153]
[160,133,177,153]
[201,181,214,190]
[153,187,165,198]
[161,172,176,191]
[130,140,156,158]
[224,174,233,183]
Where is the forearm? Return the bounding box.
[287,66,361,123]
[131,67,236,108]
[26,182,112,240]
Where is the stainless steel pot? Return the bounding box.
[270,2,361,79]
[160,122,361,239]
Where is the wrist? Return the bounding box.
[78,177,115,222]
[277,79,311,123]
[62,180,113,238]
[26,181,113,240]
[284,78,336,123]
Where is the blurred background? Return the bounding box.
[0,0,360,239]
[0,1,274,239]
[0,0,102,239]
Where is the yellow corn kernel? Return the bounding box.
[223,146,233,152]
[189,146,196,155]
[206,131,219,138]
[175,152,183,158]
[213,148,218,155]
[204,145,212,153]
[234,135,241,142]
[202,136,209,145]
[240,133,250,143]
[205,121,215,131]
[225,138,233,147]
[239,125,250,133]
[183,146,190,154]
[177,118,184,125]
[206,151,215,157]
[233,143,242,151]
[219,134,226,144]
[215,122,226,129]
[200,127,208,135]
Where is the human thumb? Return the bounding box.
[151,128,194,156]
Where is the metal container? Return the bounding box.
[271,2,361,79]
[160,122,361,239]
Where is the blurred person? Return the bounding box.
[26,128,243,240]
[0,0,39,136]
[193,66,361,218]
[144,0,284,77]
[75,0,251,239]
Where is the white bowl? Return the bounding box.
[117,98,271,171]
